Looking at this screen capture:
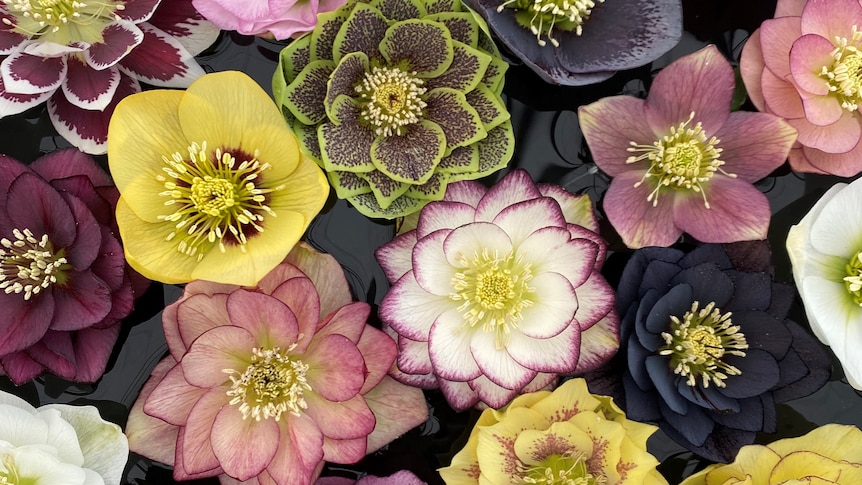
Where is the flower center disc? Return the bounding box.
[0,453,20,485]
[355,66,427,137]
[843,250,862,306]
[820,25,862,112]
[626,112,735,208]
[497,0,605,47]
[517,452,606,485]
[0,228,68,300]
[2,0,124,41]
[225,346,312,421]
[659,301,748,388]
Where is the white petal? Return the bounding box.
[517,227,599,289]
[809,178,862,257]
[470,330,536,390]
[443,222,512,268]
[416,201,477,238]
[518,272,578,339]
[469,374,520,409]
[0,390,37,412]
[438,379,480,411]
[428,309,482,381]
[474,170,541,222]
[412,229,457,295]
[375,230,417,282]
[0,404,48,447]
[491,197,566,247]
[506,325,579,373]
[801,275,860,371]
[379,271,449,341]
[36,408,85,466]
[9,446,86,485]
[46,404,128,485]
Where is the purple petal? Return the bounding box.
[468,374,520,409]
[48,271,112,331]
[0,351,45,384]
[30,148,113,187]
[211,407,280,480]
[60,191,102,270]
[579,95,655,177]
[474,169,541,222]
[0,292,54,355]
[0,74,53,116]
[572,273,615,331]
[119,22,205,87]
[573,312,619,374]
[715,111,797,182]
[491,197,566,246]
[148,0,220,56]
[25,330,76,379]
[0,17,25,54]
[6,172,76,249]
[304,393,375,441]
[71,323,121,381]
[672,177,770,243]
[1,50,66,94]
[603,171,681,248]
[416,201,477,239]
[379,271,445,341]
[427,309,482,381]
[61,58,120,110]
[443,179,486,206]
[84,21,144,70]
[119,0,161,22]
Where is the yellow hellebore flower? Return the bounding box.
[681,424,862,485]
[438,378,667,485]
[108,71,329,285]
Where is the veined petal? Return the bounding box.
[572,312,619,374]
[1,50,66,95]
[740,29,766,112]
[800,0,862,40]
[516,227,599,289]
[380,271,447,341]
[61,58,120,111]
[491,197,566,247]
[264,414,323,485]
[799,89,848,126]
[84,20,144,70]
[715,111,796,181]
[174,293,231,354]
[789,33,835,96]
[395,333,433,375]
[517,271,577,339]
[126,358,181,466]
[470,374,521,409]
[412,228,456,295]
[603,171,681,249]
[788,111,862,153]
[800,142,862,176]
[428,309,482,381]
[760,67,804,119]
[443,222,513,268]
[225,290,300,348]
[303,393,375,441]
[211,405,280,480]
[438,378,480,411]
[144,363,206,426]
[363,376,428,453]
[376,231,418,286]
[578,96,655,177]
[470,330,536,390]
[304,334,366,401]
[182,325,254,388]
[572,273,616,331]
[119,22,204,87]
[474,169,541,222]
[760,17,802,78]
[505,324,579,373]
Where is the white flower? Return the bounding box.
[787,178,862,389]
[0,390,128,485]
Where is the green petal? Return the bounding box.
[329,170,373,198]
[333,3,390,64]
[466,83,509,131]
[426,12,479,47]
[472,119,515,178]
[370,120,446,184]
[319,97,376,173]
[425,40,490,92]
[276,34,312,88]
[325,52,369,119]
[369,0,427,22]
[406,171,449,200]
[437,145,479,174]
[282,59,336,125]
[379,20,453,78]
[312,9,351,62]
[358,169,412,209]
[295,121,323,163]
[482,56,507,93]
[349,191,426,219]
[426,0,461,14]
[425,87,486,151]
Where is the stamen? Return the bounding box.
[355,66,427,137]
[844,250,862,306]
[224,346,312,421]
[498,0,604,47]
[515,451,607,485]
[819,25,862,111]
[0,228,68,300]
[2,0,123,39]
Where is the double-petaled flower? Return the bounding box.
[580,45,797,248]
[0,0,218,154]
[193,0,347,40]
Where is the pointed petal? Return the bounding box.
[603,171,681,248]
[715,112,797,181]
[1,50,65,95]
[579,96,655,177]
[379,271,447,341]
[428,309,482,380]
[147,0,220,56]
[126,358,181,465]
[118,23,204,87]
[673,177,771,243]
[85,21,144,69]
[470,330,536,390]
[416,201,476,238]
[61,58,120,111]
[375,230,418,282]
[474,169,541,221]
[363,376,428,453]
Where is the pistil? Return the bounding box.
[496,0,604,47]
[0,454,19,485]
[224,346,312,421]
[0,228,68,300]
[819,25,862,111]
[355,66,427,137]
[843,250,862,306]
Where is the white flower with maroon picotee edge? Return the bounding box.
[0,0,219,154]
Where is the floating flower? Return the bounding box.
[464,0,682,85]
[616,243,831,462]
[740,0,862,176]
[376,169,619,410]
[680,424,862,484]
[787,177,862,389]
[107,70,329,286]
[126,243,429,485]
[273,0,514,219]
[438,378,667,485]
[579,45,797,248]
[0,389,128,485]
[317,471,427,484]
[0,149,140,384]
[0,0,219,154]
[193,0,346,40]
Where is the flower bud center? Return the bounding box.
[156,141,284,261]
[355,66,427,137]
[819,25,862,112]
[516,452,606,485]
[0,228,68,301]
[449,247,535,348]
[2,0,124,42]
[626,111,736,209]
[497,0,604,47]
[843,250,862,306]
[224,346,312,421]
[659,300,748,388]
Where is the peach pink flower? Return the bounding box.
[192,0,346,40]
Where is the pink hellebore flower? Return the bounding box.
[316,471,427,485]
[0,0,219,154]
[0,149,141,384]
[741,0,862,176]
[579,45,797,249]
[192,0,345,40]
[126,244,429,485]
[376,169,620,411]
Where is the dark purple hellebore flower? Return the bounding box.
[0,149,144,384]
[615,243,831,462]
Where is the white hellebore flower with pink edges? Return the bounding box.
[0,0,219,154]
[0,390,128,485]
[376,169,620,410]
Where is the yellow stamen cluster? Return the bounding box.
[0,228,68,300]
[0,454,19,485]
[496,0,603,47]
[516,451,607,485]
[659,301,748,388]
[450,247,535,348]
[626,111,736,209]
[2,0,124,36]
[844,250,862,306]
[819,25,862,111]
[156,141,284,261]
[355,66,427,137]
[224,346,312,421]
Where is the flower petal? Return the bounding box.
[491,197,566,247]
[1,50,65,95]
[672,177,771,243]
[363,376,428,453]
[225,290,300,348]
[760,17,802,78]
[84,20,144,70]
[144,362,206,426]
[182,326,254,388]
[800,0,862,40]
[474,169,541,221]
[518,271,578,339]
[428,309,482,380]
[411,228,456,295]
[211,404,280,480]
[0,73,53,117]
[715,111,797,181]
[579,96,655,177]
[61,58,120,111]
[788,111,861,153]
[505,324,579,373]
[789,33,835,96]
[370,120,446,185]
[516,227,599,290]
[304,393,375,441]
[380,270,447,341]
[603,171,681,248]
[304,334,366,401]
[118,22,204,87]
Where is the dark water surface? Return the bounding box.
[1,0,861,483]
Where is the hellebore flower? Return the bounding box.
[273,0,514,219]
[438,378,667,485]
[193,0,346,40]
[616,243,831,462]
[787,177,862,390]
[464,0,682,85]
[108,70,329,286]
[126,243,429,485]
[0,390,128,485]
[579,45,797,249]
[0,0,219,154]
[316,471,427,485]
[679,423,862,485]
[0,149,139,384]
[740,0,862,176]
[376,169,619,410]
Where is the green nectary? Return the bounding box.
[273,0,514,219]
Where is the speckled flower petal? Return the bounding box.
[469,120,514,178]
[275,34,311,88]
[425,41,491,92]
[332,3,390,63]
[425,87,486,151]
[282,60,336,125]
[319,97,376,172]
[369,0,427,22]
[379,20,454,78]
[349,191,426,219]
[465,83,509,131]
[406,171,449,200]
[427,12,479,45]
[437,145,479,174]
[328,171,373,199]
[370,120,446,184]
[324,51,368,117]
[310,9,349,62]
[357,170,412,209]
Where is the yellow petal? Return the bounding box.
[690,445,780,485]
[769,451,843,483]
[529,379,601,423]
[568,411,626,482]
[477,407,550,484]
[513,421,594,466]
[767,424,862,463]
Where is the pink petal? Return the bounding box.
[672,177,771,243]
[267,413,324,484]
[789,33,835,96]
[0,74,53,116]
[269,277,320,341]
[438,378,480,411]
[304,334,366,402]
[182,326,254,388]
[394,334,433,375]
[789,145,830,174]
[507,325,579,373]
[375,230,417,282]
[416,201,477,239]
[578,95,655,177]
[474,170,541,222]
[48,270,112,331]
[5,172,75,248]
[304,393,375,441]
[84,21,144,69]
[603,171,681,248]
[572,273,616,331]
[355,325,397,393]
[119,22,205,87]
[61,58,120,110]
[322,436,367,465]
[119,0,161,22]
[572,313,620,374]
[801,139,862,176]
[515,227,598,289]
[316,302,370,345]
[799,88,845,126]
[760,17,802,78]
[715,111,797,181]
[179,387,228,476]
[282,244,354,317]
[427,309,482,381]
[760,67,804,119]
[0,351,45,385]
[516,271,577,339]
[61,191,103,269]
[126,358,181,466]
[788,110,861,153]
[254,262,305,294]
[645,45,733,137]
[226,290,300,348]
[362,376,429,453]
[740,29,766,112]
[470,331,537,390]
[176,293,231,353]
[411,229,455,295]
[144,363,207,426]
[212,405,280,480]
[800,0,862,40]
[174,429,222,480]
[443,179,486,206]
[491,197,566,246]
[379,271,446,341]
[1,50,66,95]
[775,0,806,17]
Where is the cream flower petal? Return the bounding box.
[428,309,483,381]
